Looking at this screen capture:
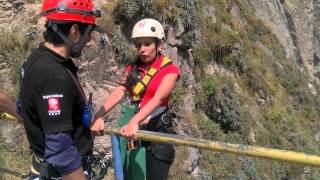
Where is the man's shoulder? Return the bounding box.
[24,50,67,81]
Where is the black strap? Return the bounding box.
[31,155,61,179]
[144,109,172,132]
[49,22,94,58]
[66,69,87,102]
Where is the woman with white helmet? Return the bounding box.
[92,18,180,180]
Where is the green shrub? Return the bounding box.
[195,112,224,140]
[264,100,287,122]
[110,34,137,65]
[219,11,232,24]
[193,30,237,68]
[193,43,211,67]
[195,75,217,110]
[279,61,308,97]
[205,86,241,132]
[175,0,198,27]
[240,157,258,179]
[222,54,237,71]
[118,0,157,20]
[202,76,217,95]
[170,81,188,112]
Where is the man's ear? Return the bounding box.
[69,24,79,37]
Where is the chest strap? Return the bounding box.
[132,57,172,101]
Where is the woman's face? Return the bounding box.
[134,37,162,64]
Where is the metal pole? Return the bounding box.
[104,128,320,167]
[1,113,18,121]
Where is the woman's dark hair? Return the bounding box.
[43,21,90,46]
[125,56,142,89]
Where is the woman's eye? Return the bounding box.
[135,43,142,48]
[143,42,152,46]
[135,41,153,48]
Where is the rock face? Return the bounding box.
[0,119,30,153]
[0,0,24,26]
[245,0,320,85]
[245,0,296,61]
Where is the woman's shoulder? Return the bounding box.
[162,62,181,75]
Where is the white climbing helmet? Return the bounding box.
[131,18,165,40]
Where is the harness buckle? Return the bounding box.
[127,139,141,150]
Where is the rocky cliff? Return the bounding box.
[246,0,320,88]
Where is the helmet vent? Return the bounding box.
[40,0,100,24]
[151,26,156,32]
[58,2,67,11]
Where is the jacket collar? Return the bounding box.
[39,42,78,73]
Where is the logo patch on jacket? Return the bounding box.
[43,94,63,116]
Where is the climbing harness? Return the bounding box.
[87,154,109,180]
[132,57,172,101]
[27,154,109,180]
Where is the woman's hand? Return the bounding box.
[120,121,139,140]
[90,118,104,136]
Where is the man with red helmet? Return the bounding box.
[19,0,104,179]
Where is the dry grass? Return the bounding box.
[97,0,120,36]
[0,139,31,180]
[169,146,194,180]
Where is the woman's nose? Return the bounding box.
[139,45,146,52]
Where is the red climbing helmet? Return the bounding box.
[40,0,101,24]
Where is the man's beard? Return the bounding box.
[70,44,83,58]
[70,49,82,58]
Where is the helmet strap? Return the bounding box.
[71,24,93,58]
[49,22,93,58]
[155,39,162,57]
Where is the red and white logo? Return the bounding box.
[43,94,63,116]
[48,97,60,111]
[139,21,146,28]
